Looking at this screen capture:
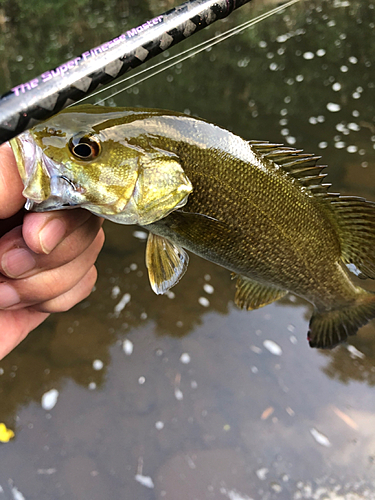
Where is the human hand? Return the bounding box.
[0,143,105,360]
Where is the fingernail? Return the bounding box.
[0,283,20,308]
[39,218,66,254]
[2,248,36,278]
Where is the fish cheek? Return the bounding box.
[82,157,139,214]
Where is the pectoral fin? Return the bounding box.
[146,232,189,294]
[234,275,287,310]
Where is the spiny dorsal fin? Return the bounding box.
[248,141,331,195]
[233,274,287,310]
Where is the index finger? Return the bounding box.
[0,143,25,219]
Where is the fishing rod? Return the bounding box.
[0,0,252,145]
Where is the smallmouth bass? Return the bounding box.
[9,104,375,349]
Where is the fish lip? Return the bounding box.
[10,131,80,210]
[10,130,38,181]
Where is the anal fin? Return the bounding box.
[146,232,189,295]
[234,275,287,310]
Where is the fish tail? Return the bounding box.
[308,289,375,348]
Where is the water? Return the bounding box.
[1,0,375,498]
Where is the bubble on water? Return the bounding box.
[180,353,191,364]
[111,286,120,299]
[132,230,147,240]
[280,108,288,116]
[276,34,288,43]
[335,141,346,149]
[317,115,325,123]
[279,118,288,126]
[316,49,326,57]
[336,123,347,133]
[309,117,318,125]
[281,128,289,136]
[318,141,328,149]
[123,339,134,355]
[332,82,341,91]
[303,51,314,60]
[41,389,59,411]
[349,56,358,64]
[203,283,214,294]
[138,376,145,385]
[327,19,336,27]
[340,65,349,72]
[295,74,304,82]
[310,428,331,447]
[361,161,368,168]
[286,136,296,145]
[347,145,358,153]
[352,110,360,117]
[259,40,267,48]
[352,92,361,99]
[263,340,283,356]
[155,421,164,430]
[114,293,131,317]
[348,122,360,131]
[135,474,154,489]
[175,388,183,400]
[251,366,258,373]
[327,102,341,112]
[198,297,210,307]
[256,467,269,480]
[93,359,104,370]
[269,62,278,71]
[88,382,96,390]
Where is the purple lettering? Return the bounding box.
[127,28,138,37]
[74,57,81,66]
[100,42,109,52]
[67,60,75,69]
[41,71,52,83]
[30,78,39,89]
[82,51,90,60]
[11,85,22,96]
[136,26,143,33]
[59,64,68,76]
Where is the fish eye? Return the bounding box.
[69,133,101,160]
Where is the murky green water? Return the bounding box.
[1,0,375,498]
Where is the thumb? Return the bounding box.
[0,143,25,219]
[0,142,25,219]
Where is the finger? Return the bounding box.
[0,219,104,280]
[0,309,49,360]
[0,230,104,309]
[0,144,25,219]
[22,208,104,255]
[34,265,97,313]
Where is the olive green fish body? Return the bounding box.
[10,105,375,348]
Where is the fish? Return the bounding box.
[9,104,375,349]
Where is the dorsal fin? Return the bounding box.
[248,141,331,196]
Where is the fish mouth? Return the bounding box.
[10,131,80,211]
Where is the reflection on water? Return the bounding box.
[1,0,375,498]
